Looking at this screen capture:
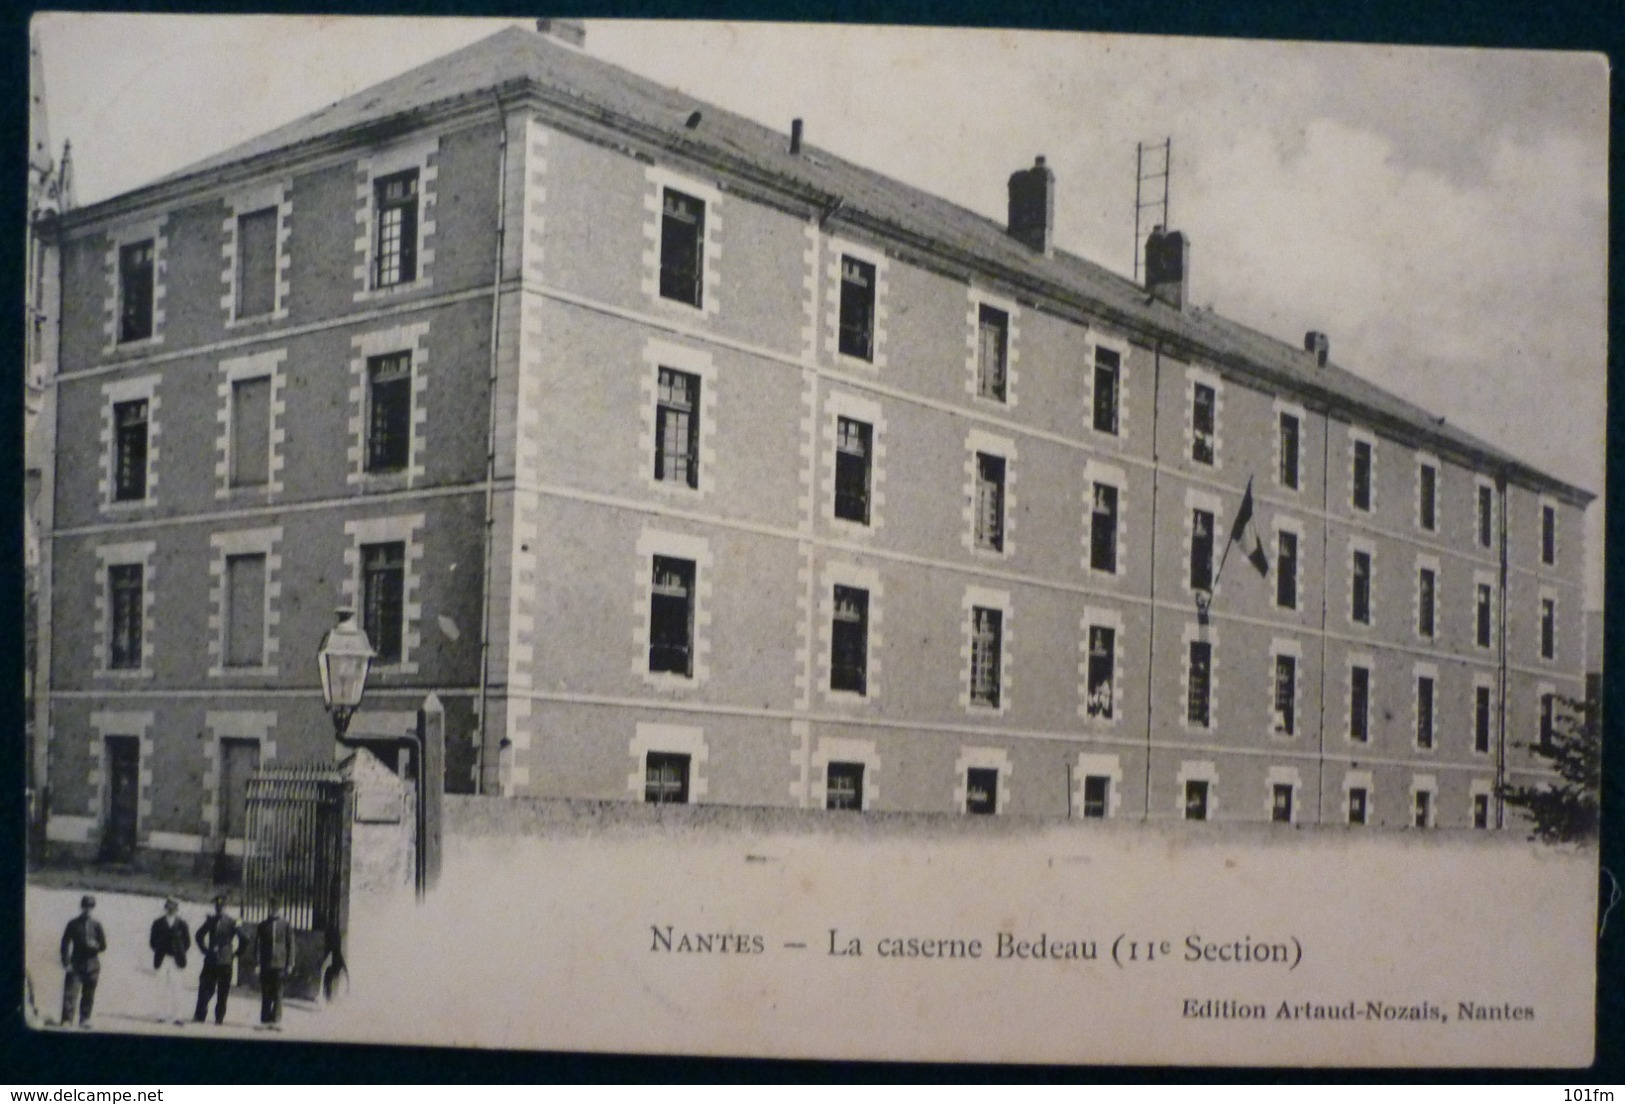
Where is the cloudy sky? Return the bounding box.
[32,13,1608,609]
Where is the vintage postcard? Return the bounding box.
[22,14,1606,1067]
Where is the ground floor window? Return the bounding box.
[644,752,691,805]
[826,761,864,810]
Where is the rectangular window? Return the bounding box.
[1191,383,1216,464]
[965,767,998,816]
[1089,483,1118,573]
[976,305,1008,401]
[219,738,260,841]
[1540,693,1556,750]
[1350,666,1370,743]
[659,188,704,307]
[361,542,406,664]
[826,761,864,811]
[365,352,412,474]
[1419,463,1437,531]
[837,256,875,361]
[649,556,696,677]
[1278,413,1300,489]
[969,607,1003,708]
[108,563,144,670]
[1476,582,1493,647]
[974,453,1006,552]
[1351,550,1371,624]
[1187,640,1212,727]
[1276,531,1298,610]
[644,752,690,805]
[1414,790,1433,829]
[834,418,872,524]
[113,399,149,501]
[1092,347,1120,435]
[1348,787,1368,826]
[1542,505,1557,565]
[1540,597,1556,660]
[1352,439,1372,511]
[654,368,701,489]
[1477,485,1494,548]
[373,170,419,288]
[1273,655,1296,736]
[1082,775,1110,819]
[1190,509,1214,592]
[1271,783,1293,824]
[1417,568,1436,638]
[224,552,267,668]
[118,240,155,342]
[1473,793,1491,829]
[235,207,278,318]
[830,585,869,695]
[1416,676,1435,749]
[1085,625,1116,719]
[1475,685,1493,753]
[229,377,271,487]
[1184,780,1209,821]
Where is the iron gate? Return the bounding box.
[242,762,354,933]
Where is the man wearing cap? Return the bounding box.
[60,895,107,1029]
[256,898,296,1030]
[194,894,244,1025]
[148,897,192,1025]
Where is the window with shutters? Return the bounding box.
[830,586,869,695]
[361,542,406,665]
[224,553,266,668]
[649,556,696,677]
[1418,462,1437,531]
[974,452,1006,552]
[1276,530,1298,610]
[1271,783,1294,824]
[1350,665,1371,743]
[1416,675,1435,749]
[1190,509,1214,592]
[969,607,1003,709]
[1187,640,1212,728]
[826,761,864,811]
[113,399,149,502]
[965,767,998,816]
[1191,383,1216,465]
[1184,779,1210,821]
[654,368,701,489]
[119,240,155,343]
[1086,625,1116,719]
[976,305,1008,401]
[1273,655,1296,736]
[1475,685,1493,754]
[1278,412,1300,489]
[373,170,419,288]
[1351,549,1371,625]
[1089,482,1118,574]
[1417,567,1436,639]
[644,752,691,805]
[230,377,271,488]
[1082,775,1110,819]
[1348,786,1369,826]
[109,564,144,671]
[834,417,872,524]
[1352,438,1373,511]
[838,256,875,361]
[659,187,705,307]
[235,207,278,319]
[1092,346,1120,435]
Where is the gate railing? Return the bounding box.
[242,762,354,933]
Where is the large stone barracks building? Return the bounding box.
[35,21,1590,866]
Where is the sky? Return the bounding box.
[30,13,1609,610]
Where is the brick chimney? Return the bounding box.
[535,19,586,47]
[1007,156,1055,255]
[1304,331,1329,367]
[1144,225,1188,310]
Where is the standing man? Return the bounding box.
[59,895,106,1029]
[256,898,296,1030]
[193,895,243,1025]
[147,897,191,1025]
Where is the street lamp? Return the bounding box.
[317,608,374,740]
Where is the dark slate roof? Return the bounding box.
[136,27,1586,500]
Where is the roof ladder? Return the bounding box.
[1133,138,1171,282]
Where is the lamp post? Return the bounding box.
[317,608,374,740]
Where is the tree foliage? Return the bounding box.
[1499,694,1600,843]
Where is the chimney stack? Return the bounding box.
[1144,225,1189,310]
[1304,331,1329,367]
[1007,155,1055,255]
[790,118,803,156]
[535,19,586,47]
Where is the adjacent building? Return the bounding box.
[36,22,1591,868]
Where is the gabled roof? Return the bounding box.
[103,26,1589,503]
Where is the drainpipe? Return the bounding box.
[475,95,510,796]
[1141,341,1162,821]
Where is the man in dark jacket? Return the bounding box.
[60,895,107,1029]
[148,897,191,1025]
[256,899,296,1029]
[193,895,244,1025]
